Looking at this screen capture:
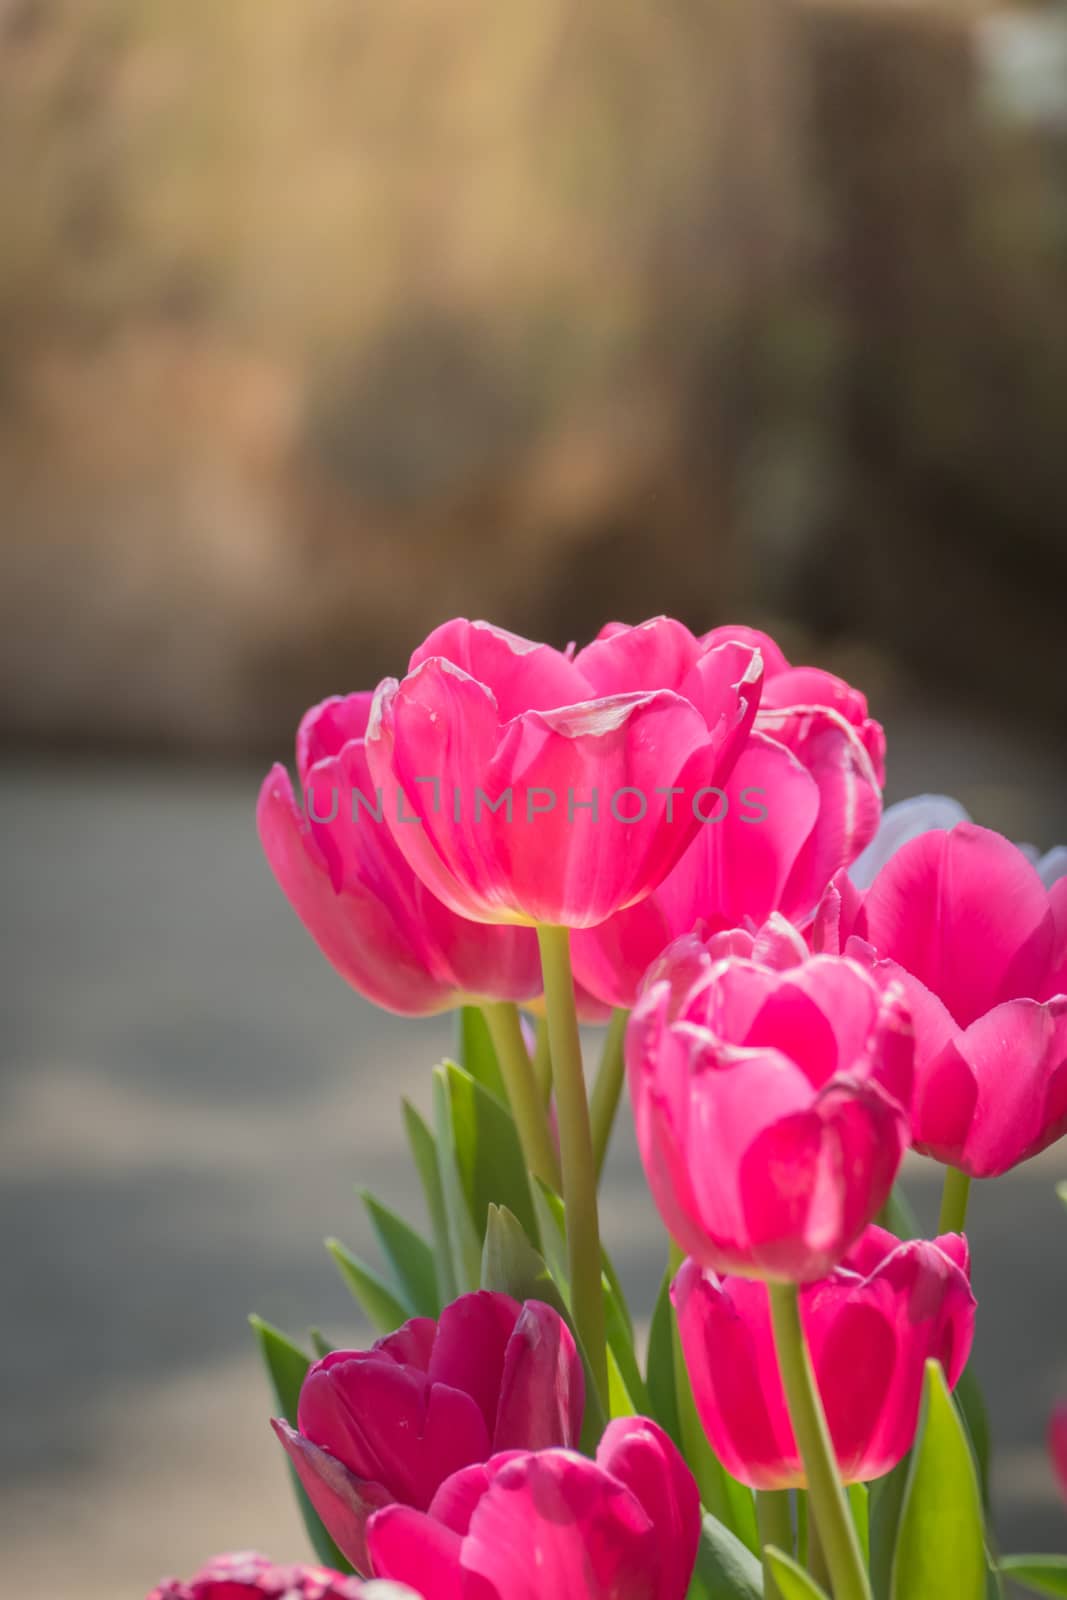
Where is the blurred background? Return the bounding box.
[2,0,1067,1594]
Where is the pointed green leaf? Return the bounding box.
[877,1182,919,1241]
[1056,1181,1067,1213]
[647,1268,682,1448]
[480,1204,607,1453]
[955,1363,993,1509]
[433,1065,483,1290]
[326,1237,408,1333]
[869,1452,910,1600]
[530,1178,647,1415]
[891,1360,986,1600]
[688,1511,763,1599]
[999,1556,1067,1596]
[308,1327,333,1358]
[765,1548,830,1600]
[438,1058,539,1244]
[359,1189,439,1316]
[458,1005,508,1104]
[249,1315,351,1572]
[403,1098,457,1302]
[848,1481,869,1564]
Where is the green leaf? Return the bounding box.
[891,1360,986,1600]
[956,1363,993,1509]
[1056,1181,1067,1213]
[647,1268,683,1448]
[764,1548,830,1600]
[248,1315,352,1572]
[877,1182,919,1241]
[869,1452,910,1600]
[308,1327,333,1358]
[688,1511,762,1599]
[359,1189,439,1316]
[458,1005,508,1104]
[480,1203,607,1454]
[530,1179,647,1415]
[433,1065,484,1290]
[999,1556,1067,1596]
[436,1059,539,1265]
[848,1481,869,1565]
[403,1098,457,1303]
[326,1237,409,1333]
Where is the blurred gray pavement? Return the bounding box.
[2,696,1067,1597]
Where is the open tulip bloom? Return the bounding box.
[152,616,1067,1600]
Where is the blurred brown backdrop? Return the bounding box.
[3,4,1067,1597]
[2,0,1066,751]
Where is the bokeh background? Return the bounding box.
[3,1,1067,1595]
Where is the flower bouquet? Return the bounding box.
[149,617,1067,1600]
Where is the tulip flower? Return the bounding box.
[627,930,913,1281]
[820,822,1067,1177]
[364,617,762,929]
[850,792,1067,890]
[146,1551,415,1598]
[273,1292,583,1575]
[1049,1403,1067,1504]
[365,1416,700,1600]
[258,691,543,1013]
[673,1226,975,1488]
[572,622,883,1007]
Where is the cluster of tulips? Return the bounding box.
[150,618,1067,1600]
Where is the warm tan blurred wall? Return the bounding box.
[0,0,1064,751]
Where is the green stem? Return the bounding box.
[532,1016,552,1105]
[536,924,608,1406]
[757,1490,793,1600]
[482,1002,561,1192]
[668,1241,734,1526]
[938,1165,972,1236]
[768,1282,871,1600]
[590,1008,629,1179]
[808,1512,832,1592]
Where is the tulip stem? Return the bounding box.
[768,1282,871,1600]
[757,1491,793,1600]
[590,1008,629,1180]
[482,1002,562,1193]
[938,1166,972,1237]
[536,924,609,1409]
[532,1017,553,1105]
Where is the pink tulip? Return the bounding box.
[817,823,1067,1176]
[702,625,886,785]
[365,1417,700,1600]
[1049,1403,1067,1504]
[627,930,913,1280]
[273,1292,583,1576]
[258,691,543,1013]
[364,618,762,928]
[146,1551,403,1598]
[673,1225,975,1488]
[571,639,883,1007]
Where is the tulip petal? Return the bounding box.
[410,619,587,720]
[494,1300,585,1450]
[365,1505,465,1600]
[427,1292,522,1435]
[272,1418,393,1576]
[460,1451,660,1600]
[597,1418,701,1600]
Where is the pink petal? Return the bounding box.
[409,619,587,720]
[366,1504,465,1600]
[862,824,1054,1026]
[493,1300,585,1450]
[428,1292,522,1436]
[272,1419,392,1576]
[596,1418,701,1600]
[573,616,704,696]
[461,1451,661,1600]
